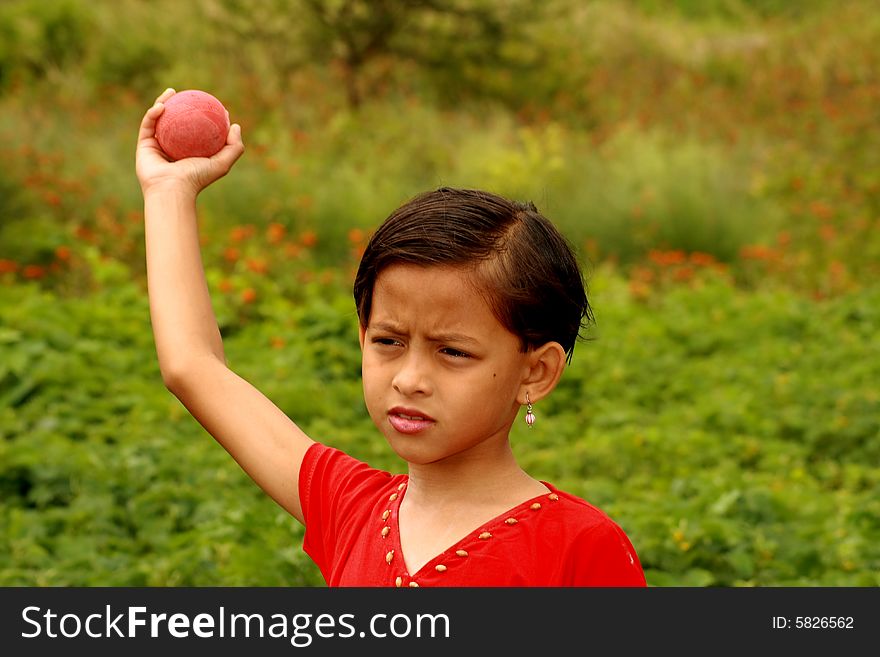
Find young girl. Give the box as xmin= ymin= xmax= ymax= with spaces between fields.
xmin=136 ymin=88 xmax=646 ymax=587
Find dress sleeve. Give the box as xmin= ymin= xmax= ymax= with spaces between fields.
xmin=298 ymin=442 xmax=392 ymax=583
xmin=568 ymin=520 xmax=647 ymax=587
xmin=298 ymin=442 xmax=333 ymax=573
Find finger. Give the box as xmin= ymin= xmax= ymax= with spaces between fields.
xmin=155 ymin=87 xmax=176 ymax=104
xmin=226 ymin=122 xmax=243 ymax=148
xmin=138 ymin=101 xmax=166 ymax=143
xmin=138 ymin=89 xmax=175 ymax=142
xmin=210 ymin=124 xmax=245 ymax=169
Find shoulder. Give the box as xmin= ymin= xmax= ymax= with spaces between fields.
xmin=535 ymin=483 xmax=625 ymax=535
xmin=299 ymin=443 xmax=407 ymax=584
xmin=540 ymin=484 xmax=647 ymax=587
xmin=299 ymin=442 xmax=406 ymax=520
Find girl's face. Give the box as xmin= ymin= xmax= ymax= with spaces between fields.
xmin=360 ymin=263 xmax=531 ymax=466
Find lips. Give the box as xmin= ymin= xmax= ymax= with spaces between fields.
xmin=388 ymin=407 xmax=435 ymax=434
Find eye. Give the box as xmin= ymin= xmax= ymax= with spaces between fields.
xmin=440 ymin=347 xmax=471 ymax=359
xmin=372 ymin=337 xmax=402 ymax=347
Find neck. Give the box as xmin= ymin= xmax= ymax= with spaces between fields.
xmin=404 ymin=442 xmax=544 ymax=509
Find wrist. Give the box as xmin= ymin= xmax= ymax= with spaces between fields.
xmin=141 ymin=178 xmax=200 ymax=201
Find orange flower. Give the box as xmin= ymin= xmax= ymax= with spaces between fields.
xmin=246 ymin=258 xmax=268 ymax=274
xmin=809 ymin=200 xmax=833 ymax=220
xmin=0 ymin=259 xmax=18 ymax=274
xmin=820 ymin=224 xmax=836 ymax=242
xmin=673 ymin=265 xmax=694 ymax=282
xmin=284 ymin=242 xmax=302 ymax=258
xmin=740 ymin=245 xmax=778 ymax=261
xmin=223 ymin=247 xmax=240 ymax=263
xmin=649 ymin=249 xmax=686 ymax=267
xmin=230 ymin=225 xmax=256 ymax=243
xmin=270 ymin=336 xmax=285 ymax=349
xmin=668 ymin=250 xmax=686 ymax=264
xmin=74 ymin=225 xmax=96 ymax=242
xmin=267 ymin=222 xmax=286 ymax=244
xmin=347 ymin=228 xmax=365 ymax=244
xmin=219 ymin=278 xmax=234 ymax=293
xmin=630 ymin=266 xmax=654 ymax=283
xmin=300 ymin=230 xmax=318 ymax=248
xmin=22 ymin=173 xmax=44 ymax=188
xmin=689 ymin=252 xmax=716 ymax=267
xmin=55 ymin=246 xmax=71 ymax=261
xmin=241 ymin=288 xmax=257 ymax=304
xmin=22 ymin=264 xmax=46 ymax=279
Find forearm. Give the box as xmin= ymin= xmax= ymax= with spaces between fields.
xmin=144 ymin=184 xmax=225 ymax=382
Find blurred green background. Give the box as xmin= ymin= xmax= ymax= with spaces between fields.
xmin=1 ymin=0 xmax=878 ymax=586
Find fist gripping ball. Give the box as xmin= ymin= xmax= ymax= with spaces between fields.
xmin=155 ymin=90 xmax=230 ymax=160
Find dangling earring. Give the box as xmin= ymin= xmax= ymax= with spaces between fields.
xmin=525 ymin=392 xmax=536 ymax=428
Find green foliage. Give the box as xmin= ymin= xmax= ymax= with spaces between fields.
xmin=518 ymin=273 xmax=880 ymax=586
xmin=1 ymin=0 xmax=878 ymax=587
xmin=87 ymin=30 xmax=168 ymax=94
xmin=0 ymin=159 xmax=29 ymax=227
xmin=1 ymin=268 xmax=878 ymax=586
xmin=0 ymin=277 xmax=324 ymax=585
xmin=553 ymin=126 xmax=780 ymax=263
xmin=625 ymin=0 xmax=833 ymax=20
xmin=0 ymin=0 xmax=92 ymax=89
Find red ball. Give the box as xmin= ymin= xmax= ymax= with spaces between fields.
xmin=155 ymin=90 xmax=230 ymax=160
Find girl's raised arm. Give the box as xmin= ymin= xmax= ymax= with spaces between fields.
xmin=136 ymin=89 xmax=314 ymax=523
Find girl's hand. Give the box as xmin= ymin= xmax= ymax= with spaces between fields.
xmin=136 ymin=88 xmax=245 ymax=197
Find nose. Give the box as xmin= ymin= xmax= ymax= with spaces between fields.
xmin=392 ymin=349 xmax=432 ymax=397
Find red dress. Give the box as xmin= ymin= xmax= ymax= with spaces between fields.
xmin=299 ymin=442 xmax=647 ymax=587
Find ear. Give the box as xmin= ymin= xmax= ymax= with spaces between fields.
xmin=358 ymin=323 xmax=366 ymax=351
xmin=517 ymin=341 xmax=566 ymax=405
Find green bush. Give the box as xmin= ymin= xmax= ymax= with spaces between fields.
xmin=0 ymin=0 xmax=92 ymax=90
xmin=552 ymin=127 xmax=780 ymax=263
xmin=1 ymin=267 xmax=878 ymax=586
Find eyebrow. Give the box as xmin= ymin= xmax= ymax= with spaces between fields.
xmin=369 ymin=321 xmax=480 ymax=346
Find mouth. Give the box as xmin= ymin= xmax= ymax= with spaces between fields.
xmin=387 ymin=407 xmax=435 ymax=434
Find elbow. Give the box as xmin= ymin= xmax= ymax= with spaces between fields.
xmin=159 ymin=363 xmax=188 ymax=394
xmin=159 ymin=355 xmax=223 ymax=394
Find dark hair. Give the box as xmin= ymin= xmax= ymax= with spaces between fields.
xmin=353 ymin=187 xmax=593 ymax=363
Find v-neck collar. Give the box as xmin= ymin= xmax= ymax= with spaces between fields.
xmin=380 ymin=478 xmax=562 ymax=585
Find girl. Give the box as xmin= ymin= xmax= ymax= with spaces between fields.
xmin=136 ymin=89 xmax=646 ymax=587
